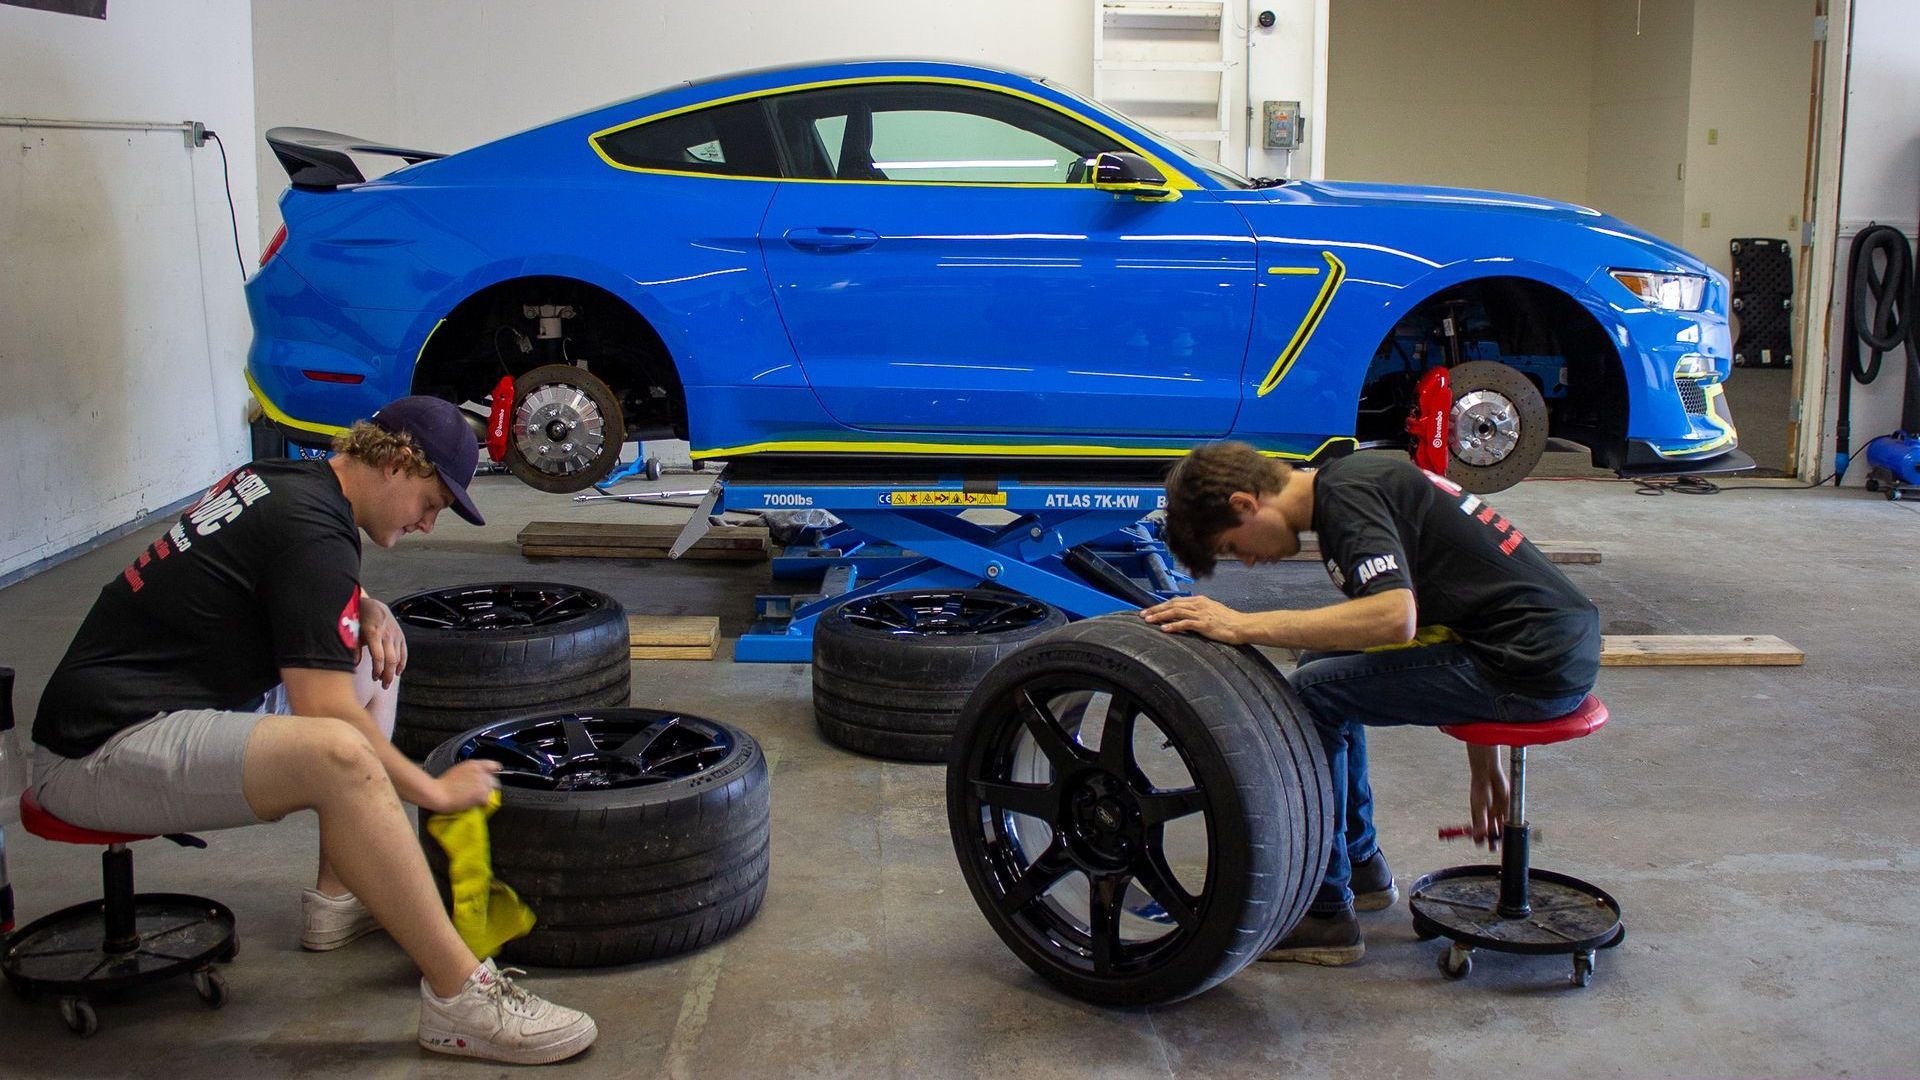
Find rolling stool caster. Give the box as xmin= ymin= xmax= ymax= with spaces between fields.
xmin=1409 ymin=694 xmax=1625 ymax=989
xmin=2 ymin=791 xmax=236 ymax=1036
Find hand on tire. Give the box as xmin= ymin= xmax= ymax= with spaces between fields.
xmin=431 ymin=759 xmax=501 ymax=814
xmin=1139 ymin=595 xmax=1249 ymax=644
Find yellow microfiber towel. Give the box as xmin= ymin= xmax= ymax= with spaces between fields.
xmin=426 ymin=790 xmax=536 ymax=959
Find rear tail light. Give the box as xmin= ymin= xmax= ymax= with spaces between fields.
xmin=260 ymin=224 xmax=288 ymax=268
xmin=302 ymin=370 xmax=365 ymax=384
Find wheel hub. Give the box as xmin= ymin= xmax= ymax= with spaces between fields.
xmin=1450 ymin=390 xmax=1521 ymax=466
xmin=1066 ymin=772 xmax=1143 ymax=867
xmin=514 ymin=384 xmax=607 ymax=477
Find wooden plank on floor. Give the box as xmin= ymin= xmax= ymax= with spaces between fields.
xmin=522 ymin=544 xmax=766 ymax=561
xmin=1286 ymin=536 xmax=1600 ymax=565
xmin=517 ymin=521 xmax=769 ymax=558
xmin=627 ymin=615 xmax=719 ymax=661
xmin=1600 ymin=634 xmax=1803 ymax=666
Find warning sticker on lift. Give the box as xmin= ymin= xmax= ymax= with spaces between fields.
xmin=885 ymin=490 xmax=1008 ymax=507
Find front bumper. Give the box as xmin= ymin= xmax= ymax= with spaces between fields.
xmin=1617 ymin=443 xmax=1755 ymax=476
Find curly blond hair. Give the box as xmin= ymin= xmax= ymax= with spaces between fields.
xmin=331 ymin=421 xmax=438 ymax=479
xmin=1162 ymin=441 xmax=1292 ymax=577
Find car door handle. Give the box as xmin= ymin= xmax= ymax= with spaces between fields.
xmin=784 ymin=227 xmax=879 ymax=253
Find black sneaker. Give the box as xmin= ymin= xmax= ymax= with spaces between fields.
xmin=1350 ymin=850 xmax=1399 ymax=912
xmin=1260 ymin=906 xmax=1364 ymax=966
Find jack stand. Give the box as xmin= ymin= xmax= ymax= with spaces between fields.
xmin=595 ymin=442 xmax=663 ymax=489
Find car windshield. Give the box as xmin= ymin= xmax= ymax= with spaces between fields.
xmin=1043 ymin=81 xmax=1256 ymax=190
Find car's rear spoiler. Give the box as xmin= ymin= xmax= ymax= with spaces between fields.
xmin=265 ymin=126 xmax=445 ymax=190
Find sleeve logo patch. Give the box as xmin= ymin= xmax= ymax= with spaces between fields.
xmin=338 ymin=591 xmax=361 ymax=651
xmin=1352 ymin=553 xmax=1400 ymax=587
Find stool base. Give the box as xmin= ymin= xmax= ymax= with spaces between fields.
xmin=4 ymin=893 xmax=236 ymax=1035
xmin=1409 ymin=865 xmax=1623 ymax=987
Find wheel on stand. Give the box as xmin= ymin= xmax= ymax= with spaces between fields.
xmin=193 ymin=968 xmax=228 ymax=1008
xmin=1439 ymin=944 xmax=1473 ymax=980
xmin=60 ymin=997 xmax=97 ymax=1037
xmin=1571 ymin=951 xmax=1595 ymax=988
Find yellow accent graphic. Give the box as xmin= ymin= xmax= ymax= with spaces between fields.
xmin=689 ymin=435 xmax=1357 ymax=462
xmin=1256 ymin=251 xmax=1346 ymax=398
xmin=1266 ymin=266 xmax=1323 ymax=276
xmin=1657 ymin=382 xmax=1737 ymax=457
xmin=245 ymin=371 xmax=349 ymax=438
xmin=889 ymin=490 xmax=1008 ymax=507
xmin=588 ymin=76 xmax=1200 ymax=192
xmin=414 ymin=317 xmax=446 ymax=366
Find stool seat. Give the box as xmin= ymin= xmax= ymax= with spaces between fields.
xmin=1439 ymin=694 xmax=1608 ymax=747
xmin=18 ymin=790 xmax=157 ymax=846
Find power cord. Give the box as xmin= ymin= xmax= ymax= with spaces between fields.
xmin=203 ymin=130 xmax=249 ymax=282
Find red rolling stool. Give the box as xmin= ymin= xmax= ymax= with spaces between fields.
xmin=2 ymin=791 xmax=236 ymax=1036
xmin=1408 ymin=694 xmax=1624 ymax=988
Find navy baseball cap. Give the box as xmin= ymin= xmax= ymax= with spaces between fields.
xmin=369 ymin=396 xmax=486 ymax=526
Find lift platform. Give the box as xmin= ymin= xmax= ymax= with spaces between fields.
xmin=671 ymin=459 xmax=1191 ymax=662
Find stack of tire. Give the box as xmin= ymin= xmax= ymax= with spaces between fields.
xmin=811 ymin=588 xmax=1068 ymax=761
xmin=1730 ymin=237 xmax=1794 ymax=368
xmin=389 ymin=582 xmax=632 ymax=760
xmin=945 ymin=614 xmax=1333 ymax=1005
xmin=422 ymin=709 xmax=770 ymax=967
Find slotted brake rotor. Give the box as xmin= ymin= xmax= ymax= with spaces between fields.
xmin=514 ymin=383 xmax=608 ymax=478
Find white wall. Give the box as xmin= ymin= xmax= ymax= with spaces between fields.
xmin=254 ymin=0 xmax=1101 ymax=232
xmin=1683 ymin=0 xmax=1817 ymax=279
xmin=1586 ymin=0 xmax=1694 ymax=242
xmin=1818 ymin=0 xmax=1920 ymax=479
xmin=0 ymin=0 xmax=259 ymax=581
xmin=1245 ymin=0 xmax=1325 ymax=181
xmin=1323 ymin=0 xmax=1597 ymax=204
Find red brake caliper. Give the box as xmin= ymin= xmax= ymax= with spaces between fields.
xmin=1407 ymin=366 xmax=1451 ymax=475
xmin=486 ymin=374 xmax=515 ymax=463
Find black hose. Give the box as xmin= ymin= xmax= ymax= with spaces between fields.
xmin=1834 ymin=224 xmax=1913 ymax=483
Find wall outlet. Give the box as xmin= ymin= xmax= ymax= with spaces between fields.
xmin=1700 ymin=211 xmax=1712 ymax=229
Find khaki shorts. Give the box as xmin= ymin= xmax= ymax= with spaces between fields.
xmin=30 ymin=685 xmax=292 ymax=835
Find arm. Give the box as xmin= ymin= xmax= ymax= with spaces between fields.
xmin=281 ymin=666 xmax=494 ymax=814
xmin=1140 ymin=588 xmax=1418 ymax=651
xmin=357 ymin=588 xmax=407 ymax=688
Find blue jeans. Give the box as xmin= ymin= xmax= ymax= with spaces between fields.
xmin=1287 ymin=643 xmax=1591 ymax=913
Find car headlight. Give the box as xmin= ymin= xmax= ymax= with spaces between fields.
xmin=1673 ymin=353 xmax=1718 ymax=380
xmin=1610 ymin=269 xmax=1708 ymax=311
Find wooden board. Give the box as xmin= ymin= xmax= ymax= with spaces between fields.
xmin=518 ymin=521 xmax=768 ymax=561
xmin=627 ymin=615 xmax=719 ymax=661
xmin=1599 ymin=634 xmax=1802 ymax=667
xmin=1286 ymin=536 xmax=1601 ymax=565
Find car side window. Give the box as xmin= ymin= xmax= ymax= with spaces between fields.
xmin=595 ymin=100 xmax=781 ymax=177
xmin=765 ymin=83 xmax=1126 ymax=184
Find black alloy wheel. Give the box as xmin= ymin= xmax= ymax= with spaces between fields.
xmin=394 ymin=582 xmax=608 ymax=633
xmin=812 ymin=589 xmax=1069 ymax=762
xmin=948 ymin=615 xmax=1331 ymax=1006
xmin=459 ymin=709 xmax=735 ymax=792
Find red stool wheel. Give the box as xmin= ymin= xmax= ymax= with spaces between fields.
xmin=1410 ymin=694 xmax=1624 ymax=988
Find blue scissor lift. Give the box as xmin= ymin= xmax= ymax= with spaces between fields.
xmin=670 ymin=461 xmax=1192 ymax=662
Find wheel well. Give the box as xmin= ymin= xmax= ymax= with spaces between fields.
xmin=1352 ymin=276 xmax=1628 ymax=464
xmin=410 ymin=276 xmax=687 ymax=440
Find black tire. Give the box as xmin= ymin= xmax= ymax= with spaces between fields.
xmin=1447 ymin=360 xmax=1550 ymax=494
xmin=946 ymin=614 xmax=1332 ymax=1006
xmin=505 ymin=364 xmax=626 ymax=493
xmin=392 ymin=583 xmax=631 ymax=760
xmin=422 ymin=708 xmax=769 ymax=967
xmin=812 ymin=589 xmax=1068 ymax=762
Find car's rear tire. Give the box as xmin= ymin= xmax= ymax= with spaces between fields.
xmin=505 ymin=364 xmax=626 ymax=494
xmin=1447 ymin=360 xmax=1549 ymax=494
xmin=422 ymin=708 xmax=769 ymax=967
xmin=391 ymin=583 xmax=631 ymax=760
xmin=812 ymin=589 xmax=1069 ymax=762
xmin=947 ymin=614 xmax=1332 ymax=1006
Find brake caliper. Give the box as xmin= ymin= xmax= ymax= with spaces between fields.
xmin=1407 ymin=366 xmax=1451 ymax=475
xmin=486 ymin=374 xmax=515 ymax=462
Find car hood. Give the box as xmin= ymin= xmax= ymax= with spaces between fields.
xmin=1256 ymin=179 xmax=1713 ymax=276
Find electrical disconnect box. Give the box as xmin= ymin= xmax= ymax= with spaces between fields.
xmin=1262 ymin=101 xmax=1302 ymax=151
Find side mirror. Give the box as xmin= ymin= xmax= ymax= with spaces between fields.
xmin=1089 ymin=151 xmax=1178 ymax=201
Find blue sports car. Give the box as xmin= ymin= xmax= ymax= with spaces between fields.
xmin=248 ymin=59 xmax=1750 ymax=493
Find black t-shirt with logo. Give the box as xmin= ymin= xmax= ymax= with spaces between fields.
xmin=34 ymin=459 xmax=364 ymax=758
xmin=1311 ymin=454 xmax=1600 ymax=697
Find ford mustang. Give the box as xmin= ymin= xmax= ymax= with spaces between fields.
xmin=248 ymin=59 xmax=1752 ymax=493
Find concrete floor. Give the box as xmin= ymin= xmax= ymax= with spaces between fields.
xmin=2 ymin=468 xmax=1917 ymax=1077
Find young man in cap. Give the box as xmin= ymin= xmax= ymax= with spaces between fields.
xmin=1142 ymin=442 xmax=1599 ymax=965
xmin=31 ymin=396 xmax=597 ymax=1064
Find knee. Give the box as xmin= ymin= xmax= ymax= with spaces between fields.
xmin=305 ymin=718 xmax=384 ymax=789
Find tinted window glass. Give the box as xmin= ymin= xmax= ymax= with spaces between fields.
xmin=595 ymin=100 xmax=781 ymax=177
xmin=766 ymin=83 xmax=1126 ymax=184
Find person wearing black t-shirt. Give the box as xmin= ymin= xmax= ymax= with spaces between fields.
xmin=1144 ymin=441 xmax=1599 ymax=967
xmin=29 ymin=397 xmax=596 ymax=1064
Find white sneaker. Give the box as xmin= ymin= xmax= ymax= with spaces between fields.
xmin=300 ymin=888 xmax=383 ymax=952
xmin=418 ymin=960 xmax=598 ymax=1065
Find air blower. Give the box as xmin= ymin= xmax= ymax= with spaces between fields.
xmin=1834 ymin=224 xmax=1920 ymax=498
